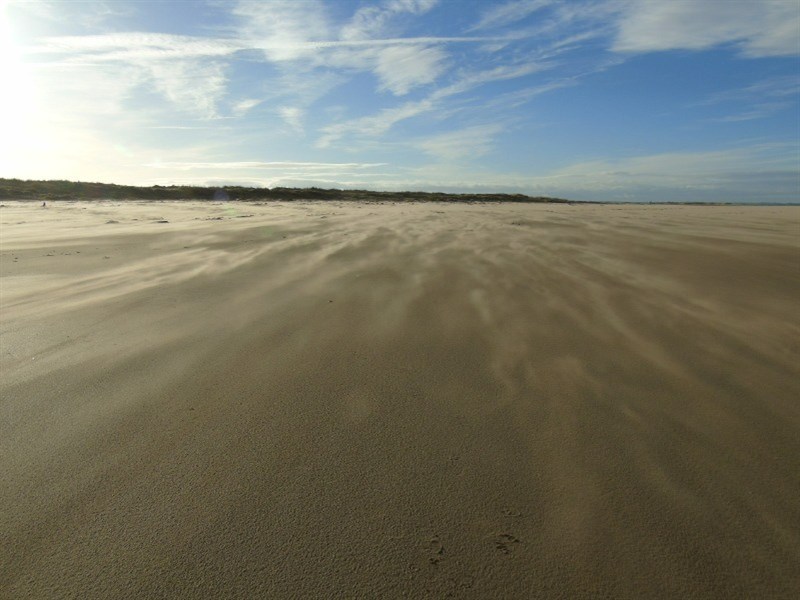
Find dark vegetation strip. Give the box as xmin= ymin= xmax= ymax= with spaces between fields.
xmin=0 ymin=178 xmax=574 ymax=203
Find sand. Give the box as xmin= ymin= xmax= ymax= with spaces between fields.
xmin=1 ymin=200 xmax=798 ymax=598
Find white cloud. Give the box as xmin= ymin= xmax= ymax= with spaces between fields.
xmin=375 ymin=44 xmax=447 ymax=94
xmin=481 ymin=77 xmax=579 ymax=112
xmin=702 ymin=75 xmax=800 ymax=122
xmin=12 ymin=0 xmax=615 ymax=174
xmin=233 ymin=0 xmax=331 ymax=62
xmin=31 ymin=29 xmax=488 ymax=63
xmin=147 ymin=125 xmax=226 ymax=130
xmin=707 ymin=75 xmax=800 ymax=103
xmin=543 ymin=143 xmax=800 ymax=192
xmin=317 ymin=98 xmax=436 ymax=147
xmin=125 ymin=143 xmax=798 ymax=202
xmin=715 ymin=103 xmax=794 ymax=123
xmin=341 ymin=0 xmax=439 ymax=40
xmin=469 ymin=0 xmax=618 ymax=50
xmin=347 ymin=143 xmax=800 ymax=201
xmin=432 ymin=61 xmax=552 ymax=99
xmin=6 ymin=0 xmax=57 ymax=21
xmin=304 ymin=36 xmax=503 ymax=48
xmin=417 ymin=123 xmax=506 ymax=160
xmin=317 ymin=56 xmax=555 ymax=148
xmin=278 ymin=106 xmax=305 ymax=131
xmin=469 ymin=0 xmax=553 ymax=32
xmin=261 ymin=70 xmax=346 ymax=115
xmin=314 ymin=32 xmax=617 ymax=150
xmin=232 ymin=98 xmax=262 ymax=117
xmin=33 ymin=29 xmax=496 ymax=56
xmin=144 ymin=161 xmax=387 ymax=170
xmin=148 ymin=60 xmax=227 ymax=118
xmin=137 ymin=160 xmax=393 ymax=189
xmin=31 ymin=32 xmax=241 ymax=61
xmin=27 ymin=33 xmax=236 ymax=117
xmin=7 ymin=0 xmax=133 ymax=28
xmin=24 ymin=1 xmax=500 ymax=125
xmin=232 ymin=0 xmax=451 ymax=99
xmin=614 ymin=0 xmax=800 ymax=57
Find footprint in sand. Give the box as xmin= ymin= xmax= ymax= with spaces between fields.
xmin=427 ymin=536 xmax=445 ymax=565
xmin=494 ymin=533 xmax=521 ymax=554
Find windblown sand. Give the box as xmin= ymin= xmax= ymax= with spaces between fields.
xmin=1 ymin=201 xmax=798 ymax=598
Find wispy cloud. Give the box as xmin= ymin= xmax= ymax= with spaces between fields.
xmin=230 ymin=0 xmax=481 ymax=66
xmin=6 ymin=0 xmax=797 ymax=202
xmin=137 ymin=159 xmax=393 ymax=190
xmin=232 ymin=0 xmax=331 ymax=62
xmin=144 ymin=161 xmax=388 ymax=170
xmin=225 ymin=0 xmax=503 ymax=108
xmin=417 ymin=123 xmax=506 ymax=160
xmin=356 ymin=142 xmax=800 ymax=201
xmin=31 ymin=31 xmax=499 ymax=59
xmin=432 ymin=61 xmax=553 ymax=99
xmin=469 ymin=0 xmax=553 ymax=32
xmin=341 ymin=0 xmax=439 ymax=41
xmin=697 ymin=75 xmax=800 ymax=122
xmin=613 ymin=0 xmax=800 ymax=58
xmin=128 ymin=142 xmax=798 ymax=203
xmin=706 ymin=75 xmax=800 ymax=104
xmin=264 ymin=70 xmax=346 ymax=115
xmin=317 ymin=98 xmax=436 ymax=148
xmin=147 ymin=125 xmax=227 ymax=130
xmin=31 ymin=33 xmax=242 ymax=61
xmin=374 ymin=44 xmax=447 ymax=94
xmin=148 ymin=60 xmax=227 ymax=118
xmin=25 ymin=33 xmax=236 ymax=118
xmin=277 ymin=106 xmax=305 ymax=131
xmin=317 ymin=58 xmax=554 ymax=148
xmin=232 ymin=98 xmax=262 ymax=117
xmin=543 ymin=143 xmax=800 ymax=193
xmin=8 ymin=0 xmax=133 ymax=28
xmin=20 ymin=0 xmax=524 ymax=126
xmin=714 ymin=104 xmax=794 ymax=123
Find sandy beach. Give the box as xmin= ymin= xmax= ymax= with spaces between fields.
xmin=1 ymin=200 xmax=798 ymax=598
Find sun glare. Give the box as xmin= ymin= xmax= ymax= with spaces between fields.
xmin=0 ymin=4 xmax=39 ymax=167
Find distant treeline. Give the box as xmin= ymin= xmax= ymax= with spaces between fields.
xmin=0 ymin=178 xmax=571 ymax=203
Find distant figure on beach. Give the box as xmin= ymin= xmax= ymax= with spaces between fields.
xmin=41 ymin=201 xmax=46 ymax=208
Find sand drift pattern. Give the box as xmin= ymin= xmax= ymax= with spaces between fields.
xmin=1 ymin=201 xmax=798 ymax=598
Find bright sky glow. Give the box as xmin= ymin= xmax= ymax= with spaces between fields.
xmin=1 ymin=0 xmax=799 ymax=202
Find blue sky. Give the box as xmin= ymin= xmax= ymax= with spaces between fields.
xmin=1 ymin=0 xmax=798 ymax=202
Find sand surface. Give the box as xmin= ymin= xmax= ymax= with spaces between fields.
xmin=1 ymin=200 xmax=799 ymax=598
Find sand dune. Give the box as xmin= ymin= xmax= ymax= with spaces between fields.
xmin=1 ymin=200 xmax=798 ymax=598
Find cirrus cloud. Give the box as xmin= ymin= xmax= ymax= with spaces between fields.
xmin=613 ymin=0 xmax=800 ymax=58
